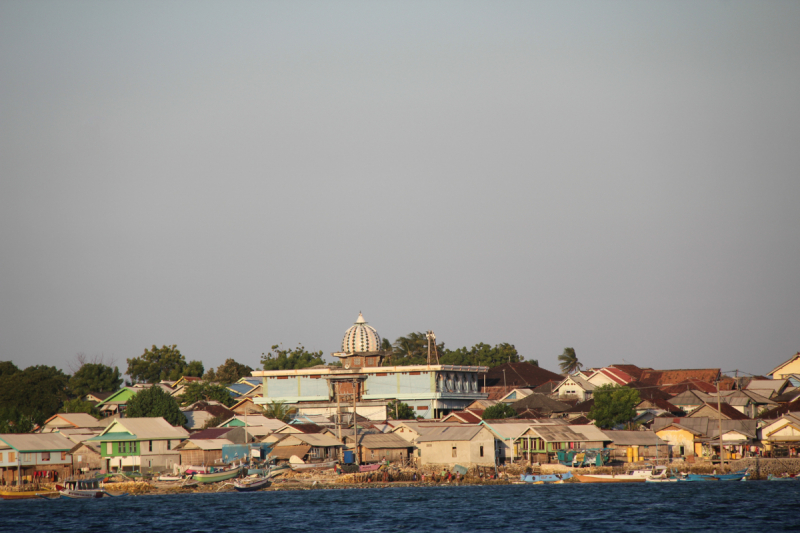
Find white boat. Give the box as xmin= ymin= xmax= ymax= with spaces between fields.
xmin=56 ymin=479 xmax=126 ymax=499
xmin=577 ymin=465 xmax=668 ymax=483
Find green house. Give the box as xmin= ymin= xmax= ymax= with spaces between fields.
xmin=516 ymin=426 xmax=590 ymax=461
xmin=95 ymin=387 xmax=139 ymax=417
xmin=86 ymin=417 xmax=189 ymax=473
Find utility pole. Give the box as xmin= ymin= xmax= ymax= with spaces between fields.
xmin=336 ymin=382 xmax=343 ymax=463
xmin=717 ymin=379 xmax=724 ymax=470
xmin=353 ymin=378 xmax=359 ymax=466
xmin=503 ymin=369 xmax=507 ymax=396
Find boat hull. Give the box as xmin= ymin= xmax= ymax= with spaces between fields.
xmin=0 ymin=491 xmax=59 ymax=500
xmin=575 ymin=475 xmax=646 ymax=483
xmin=233 ymin=477 xmax=271 ymax=492
xmin=193 ymin=466 xmax=242 ymax=483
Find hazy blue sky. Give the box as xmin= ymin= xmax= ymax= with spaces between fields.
xmin=1 ymin=1 xmax=799 ymax=378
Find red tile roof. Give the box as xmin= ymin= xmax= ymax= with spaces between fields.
xmin=189 ymin=427 xmax=235 ymax=439
xmin=640 ymin=369 xmax=720 ymax=386
xmin=758 ymin=398 xmax=800 ymax=420
xmin=660 ymin=379 xmax=717 ymax=395
xmin=595 ymin=367 xmax=634 ymax=385
xmin=609 ymin=364 xmax=650 ymax=381
xmin=636 ymin=398 xmax=682 ymax=413
xmin=690 ymin=402 xmax=749 ymax=420
xmin=442 ymin=411 xmax=482 ymax=424
xmin=625 ymin=381 xmax=674 ymax=401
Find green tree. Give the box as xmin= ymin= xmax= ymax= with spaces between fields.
xmin=481 ymin=403 xmax=517 ymax=420
xmin=558 ymin=347 xmax=582 ymax=374
xmin=386 ymin=400 xmax=416 ymax=420
xmin=204 ymin=358 xmax=252 ymax=385
xmin=60 ymin=399 xmax=101 ymax=419
xmin=126 ymin=345 xmax=204 ymax=383
xmin=589 ymin=385 xmax=641 ymax=429
xmin=201 ymin=414 xmax=226 ymax=429
xmin=0 ymin=365 xmax=70 ymax=428
xmin=69 ymin=363 xmax=123 ymax=397
xmin=261 ymin=345 xmax=324 ymax=371
xmin=0 ymin=361 xmax=20 ymax=377
xmin=262 ymin=400 xmax=294 ymax=422
xmin=440 ymin=342 xmax=527 ymax=367
xmin=125 ymin=385 xmax=187 ymax=426
xmin=180 ymin=382 xmax=235 ymax=407
xmin=380 ymin=338 xmax=392 ymax=351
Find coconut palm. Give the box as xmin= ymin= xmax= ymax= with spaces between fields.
xmin=558 ymin=347 xmax=582 ymax=374
xmin=262 ymin=400 xmax=294 ymax=422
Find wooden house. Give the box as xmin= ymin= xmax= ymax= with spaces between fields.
xmin=415 ymin=425 xmax=496 ymax=466
xmin=69 ymin=442 xmax=104 ymax=474
xmin=603 ymin=430 xmax=669 ymax=462
xmin=269 ymin=433 xmax=342 ymax=463
xmin=686 ymin=402 xmax=750 ymax=420
xmin=343 ymin=433 xmax=413 ymax=464
xmin=86 ymin=417 xmax=188 ymax=473
xmin=514 ymin=425 xmax=592 ymax=463
xmin=760 ymin=414 xmax=800 ymax=458
xmin=0 ymin=433 xmax=74 ymax=485
xmin=551 ymin=375 xmax=595 ymax=402
xmin=175 ymin=438 xmax=233 ymax=466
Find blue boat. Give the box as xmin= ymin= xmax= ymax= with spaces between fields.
xmin=679 ymin=469 xmax=749 ymax=482
xmin=519 ymin=472 xmax=573 ymax=484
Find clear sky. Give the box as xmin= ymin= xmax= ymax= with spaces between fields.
xmin=1 ymin=1 xmax=798 ymax=378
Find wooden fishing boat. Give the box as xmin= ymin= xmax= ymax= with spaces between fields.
xmin=0 ymin=489 xmax=59 ymax=500
xmin=519 ymin=472 xmax=573 ymax=484
xmin=233 ymin=476 xmax=271 ymax=492
xmin=359 ymin=463 xmax=382 ymax=473
xmin=679 ymin=469 xmax=749 ymax=482
xmin=156 ymin=475 xmax=184 ymax=482
xmin=767 ymin=474 xmax=798 ymax=481
xmin=290 ymin=460 xmax=337 ymax=471
xmin=192 ymin=465 xmax=242 ymax=484
xmin=576 ymin=466 xmax=666 ymax=483
xmin=55 ymin=478 xmax=127 ymax=498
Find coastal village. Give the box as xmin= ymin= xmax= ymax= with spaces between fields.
xmin=2 ymin=313 xmax=800 ymax=497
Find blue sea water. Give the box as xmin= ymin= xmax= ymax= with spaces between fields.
xmin=2 ymin=482 xmax=799 ymax=533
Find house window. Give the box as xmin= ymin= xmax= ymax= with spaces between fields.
xmin=61 ymin=451 xmax=67 ymax=461
xmin=149 ymin=440 xmax=153 ymax=452
xmin=0 ymin=452 xmax=3 ymax=462
xmin=41 ymin=452 xmax=51 ymax=461
xmin=452 ymin=446 xmax=457 ymax=458
xmin=679 ymin=446 xmax=685 ymax=456
xmin=8 ymin=452 xmax=15 ymax=462
xmin=21 ymin=453 xmax=33 ymax=462
xmin=480 ymin=446 xmax=484 ymax=457
xmin=167 ymin=440 xmax=171 ymax=450
xmin=354 ymin=357 xmax=361 ymax=366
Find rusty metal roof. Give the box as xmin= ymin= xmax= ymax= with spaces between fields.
xmin=416 ymin=426 xmax=484 ymax=442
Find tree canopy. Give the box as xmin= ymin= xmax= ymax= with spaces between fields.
xmin=482 ymin=402 xmax=517 ymax=420
xmin=0 ymin=364 xmax=70 ymax=430
xmin=387 ymin=332 xmax=443 ymax=366
xmin=126 ymin=345 xmax=204 ymax=383
xmin=558 ymin=347 xmax=582 ymax=374
xmin=69 ymin=363 xmax=123 ymax=397
xmin=441 ymin=342 xmax=535 ymax=367
xmin=179 ymin=382 xmax=235 ymax=407
xmin=261 ymin=345 xmax=324 ymax=371
xmin=60 ymin=399 xmax=101 ymax=419
xmin=204 ymin=358 xmax=252 ymax=385
xmin=125 ymin=385 xmax=187 ymax=427
xmin=589 ymin=385 xmax=641 ymax=429
xmin=387 ymin=400 xmax=416 ymax=420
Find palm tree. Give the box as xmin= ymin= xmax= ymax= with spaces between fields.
xmin=558 ymin=347 xmax=582 ymax=375
xmin=262 ymin=400 xmax=294 ymax=422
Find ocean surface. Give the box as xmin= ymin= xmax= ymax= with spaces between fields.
xmin=2 ymin=482 xmax=799 ymax=532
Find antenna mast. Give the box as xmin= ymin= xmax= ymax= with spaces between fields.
xmin=426 ymin=331 xmax=440 ymax=365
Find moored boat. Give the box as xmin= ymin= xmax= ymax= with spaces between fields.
xmin=0 ymin=489 xmax=59 ymax=500
xmin=56 ymin=478 xmax=127 ymax=498
xmin=767 ymin=474 xmax=798 ymax=481
xmin=290 ymin=460 xmax=337 ymax=471
xmin=520 ymin=472 xmax=573 ymax=484
xmin=678 ymin=469 xmax=749 ymax=482
xmin=576 ymin=466 xmax=667 ymax=483
xmin=233 ymin=476 xmax=271 ymax=492
xmin=192 ymin=465 xmax=243 ymax=484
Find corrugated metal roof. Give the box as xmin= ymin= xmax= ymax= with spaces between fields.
xmin=416 ymin=426 xmax=484 ymax=442
xmin=346 ymin=433 xmax=412 ymax=449
xmin=0 ymin=433 xmax=75 ymax=452
xmin=481 ymin=422 xmax=536 ymax=440
xmin=568 ymin=425 xmax=610 ymax=442
xmin=526 ymin=426 xmax=590 ymax=443
xmin=287 ymin=433 xmax=343 ymax=447
xmin=44 ymin=413 xmax=105 ymax=428
xmin=603 ymin=430 xmax=667 ymax=446
xmin=98 ymin=417 xmax=189 ymax=440
xmin=178 ymin=438 xmax=233 ymax=450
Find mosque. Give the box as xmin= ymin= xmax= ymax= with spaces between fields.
xmin=252 ymin=313 xmax=488 ymax=420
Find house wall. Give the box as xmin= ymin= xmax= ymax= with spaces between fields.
xmin=360 ymin=446 xmax=410 ymax=464
xmin=179 ymin=449 xmax=223 ymax=466
xmin=655 ymin=428 xmax=697 ymax=457
xmin=71 ymin=446 xmax=104 ymax=473
xmin=106 ymin=453 xmax=180 ymax=473
xmin=608 ymin=444 xmax=670 ymax=462
xmin=418 ymin=429 xmax=495 ymax=466
xmin=773 ymin=359 xmax=800 ymax=380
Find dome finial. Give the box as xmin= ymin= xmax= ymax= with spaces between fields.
xmin=356 ymin=312 xmax=365 ymax=324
